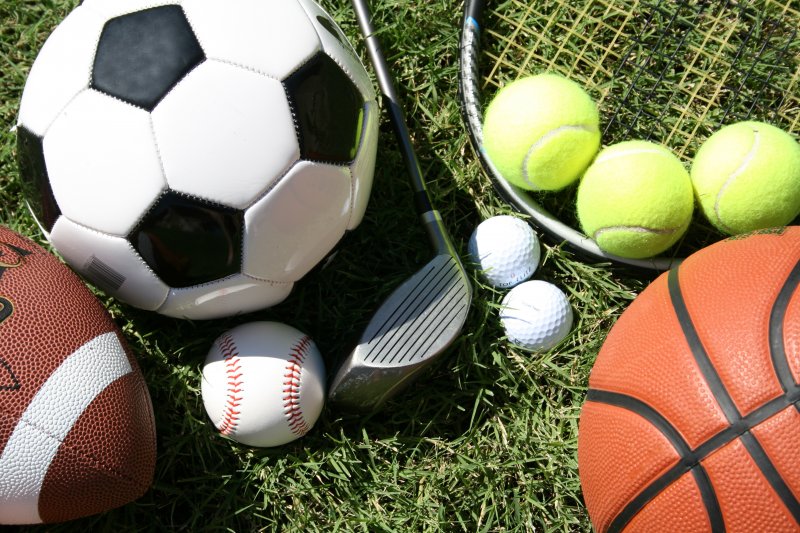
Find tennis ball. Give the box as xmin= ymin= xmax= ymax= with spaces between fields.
xmin=576 ymin=140 xmax=694 ymax=259
xmin=483 ymin=73 xmax=600 ymax=191
xmin=690 ymin=121 xmax=800 ymax=235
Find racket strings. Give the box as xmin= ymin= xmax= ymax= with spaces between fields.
xmin=660 ymin=1 xmax=800 ymax=153
xmin=461 ymin=0 xmax=799 ymax=265
xmin=481 ymin=0 xmax=799 ymax=158
xmin=483 ymin=0 xmax=633 ymax=95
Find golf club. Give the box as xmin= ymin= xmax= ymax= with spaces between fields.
xmin=327 ymin=0 xmax=472 ymax=411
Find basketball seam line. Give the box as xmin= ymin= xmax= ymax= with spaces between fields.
xmin=595 ymin=258 xmax=800 ymax=531
xmin=585 ymin=389 xmax=723 ymax=533
xmin=671 ymin=257 xmax=800 ymax=524
xmin=740 ymin=431 xmax=800 ymax=523
xmin=589 ymin=388 xmax=800 ymax=532
xmin=668 ymin=267 xmax=741 ymax=423
xmin=769 ymin=259 xmax=800 ymax=392
xmin=690 ymin=465 xmax=724 ymax=533
xmin=585 ymin=390 xmax=800 ymax=462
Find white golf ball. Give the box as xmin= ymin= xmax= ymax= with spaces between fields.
xmin=468 ymin=215 xmax=540 ymax=288
xmin=500 ymin=280 xmax=573 ymax=351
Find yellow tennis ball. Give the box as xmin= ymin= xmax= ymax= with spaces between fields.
xmin=483 ymin=74 xmax=600 ymax=191
xmin=576 ymin=140 xmax=694 ymax=259
xmin=690 ymin=121 xmax=800 ymax=235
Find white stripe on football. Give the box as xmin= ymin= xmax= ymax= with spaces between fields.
xmin=0 ymin=332 xmax=131 ymax=524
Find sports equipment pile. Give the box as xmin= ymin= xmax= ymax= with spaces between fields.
xmin=4 ymin=0 xmax=800 ymax=527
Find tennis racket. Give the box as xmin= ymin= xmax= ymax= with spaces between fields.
xmin=460 ymin=0 xmax=800 ymax=271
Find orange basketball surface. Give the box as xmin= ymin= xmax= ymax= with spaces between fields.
xmin=578 ymin=227 xmax=800 ymax=532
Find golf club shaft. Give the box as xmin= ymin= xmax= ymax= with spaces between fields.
xmin=326 ymin=0 xmax=473 ymax=411
xmin=351 ymin=0 xmax=431 ymax=212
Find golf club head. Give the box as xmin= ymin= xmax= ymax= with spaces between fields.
xmin=337 ymin=2 xmax=472 ymax=412
xmin=328 ymin=248 xmax=471 ymax=412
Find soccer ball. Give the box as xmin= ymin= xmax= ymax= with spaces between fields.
xmin=16 ymin=0 xmax=378 ymax=320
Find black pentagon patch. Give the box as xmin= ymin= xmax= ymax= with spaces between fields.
xmin=131 ymin=192 xmax=242 ymax=288
xmin=284 ymin=52 xmax=365 ymax=164
xmin=16 ymin=126 xmax=61 ymax=233
xmin=92 ymin=5 xmax=204 ymax=111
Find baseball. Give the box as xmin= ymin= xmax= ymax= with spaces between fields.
xmin=201 ymin=321 xmax=326 ymax=447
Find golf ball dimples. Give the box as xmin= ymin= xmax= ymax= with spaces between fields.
xmin=468 ymin=215 xmax=540 ymax=288
xmin=500 ymin=280 xmax=572 ymax=351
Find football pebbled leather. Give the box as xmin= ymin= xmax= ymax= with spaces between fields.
xmin=0 ymin=226 xmax=156 ymax=524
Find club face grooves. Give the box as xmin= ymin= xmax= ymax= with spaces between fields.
xmin=361 ymin=254 xmax=469 ymax=365
xmin=326 ymin=252 xmax=471 ymax=411
xmin=330 ymin=0 xmax=473 ymax=410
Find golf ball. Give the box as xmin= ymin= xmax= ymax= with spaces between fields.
xmin=500 ymin=280 xmax=572 ymax=351
xmin=468 ymin=215 xmax=540 ymax=288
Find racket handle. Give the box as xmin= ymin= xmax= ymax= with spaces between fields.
xmin=464 ymin=0 xmax=484 ymax=24
xmin=460 ymin=0 xmax=485 ymax=146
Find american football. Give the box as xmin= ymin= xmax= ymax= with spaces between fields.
xmin=0 ymin=226 xmax=156 ymax=525
xmin=17 ymin=0 xmax=379 ymax=319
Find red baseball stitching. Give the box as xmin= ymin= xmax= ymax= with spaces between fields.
xmin=217 ymin=334 xmax=242 ymax=436
xmin=284 ymin=336 xmax=313 ymax=436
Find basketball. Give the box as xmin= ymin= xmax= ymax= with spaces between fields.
xmin=578 ymin=227 xmax=800 ymax=531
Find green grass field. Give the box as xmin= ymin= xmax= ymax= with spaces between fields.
xmin=0 ymin=0 xmax=796 ymax=531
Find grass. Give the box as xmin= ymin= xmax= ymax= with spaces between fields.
xmin=0 ymin=0 xmax=795 ymax=531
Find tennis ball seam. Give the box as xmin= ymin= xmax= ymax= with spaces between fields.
xmin=712 ymin=127 xmax=760 ymax=234
xmin=594 ymin=145 xmax=676 ymax=165
xmin=521 ymin=124 xmax=597 ymax=187
xmin=592 ymin=224 xmax=683 ymax=241
xmin=588 ymin=145 xmax=689 ymax=239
